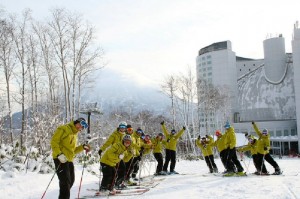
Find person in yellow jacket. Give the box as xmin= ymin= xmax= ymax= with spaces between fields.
xmin=161 ymin=121 xmax=185 ymax=174
xmin=99 ymin=134 xmax=133 ymax=194
xmin=98 ymin=122 xmax=128 ymax=188
xmin=152 ymin=133 xmax=167 ymax=175
xmin=223 ymin=122 xmax=244 ymax=176
xmin=213 ymin=130 xmax=229 ymax=171
xmin=126 ymin=128 xmax=143 ymax=181
xmin=196 ymin=135 xmax=218 ymax=173
xmin=237 ymin=134 xmax=263 ymax=174
xmin=252 ymin=121 xmax=281 ymax=175
xmin=51 ymin=118 xmax=90 ymax=199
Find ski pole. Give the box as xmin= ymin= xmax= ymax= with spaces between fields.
xmin=41 ymin=163 xmax=60 ymax=199
xmin=99 ymin=156 xmax=102 ymax=191
xmin=77 ymin=150 xmax=88 ymax=199
xmin=260 ymin=153 xmax=266 ymax=175
xmin=110 ymin=161 xmax=121 ymax=190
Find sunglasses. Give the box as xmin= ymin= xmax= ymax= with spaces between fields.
xmin=80 ymin=120 xmax=88 ymax=129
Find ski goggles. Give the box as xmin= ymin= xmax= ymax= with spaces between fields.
xmin=127 ymin=127 xmax=133 ymax=131
xmin=80 ymin=120 xmax=88 ymax=129
xmin=119 ymin=125 xmax=127 ymax=129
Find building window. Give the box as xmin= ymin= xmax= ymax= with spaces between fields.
xmin=272 ymin=141 xmax=280 ymax=147
xmin=207 ymin=61 xmax=212 ymax=64
xmin=202 ymin=57 xmax=206 ymax=60
xmin=276 ymin=130 xmax=282 ymax=137
xmin=253 ymin=64 xmax=255 ymax=66
xmin=207 ymin=67 xmax=212 ymax=71
xmin=269 ymin=131 xmax=274 ymax=137
xmin=203 ymin=73 xmax=206 ymax=77
xmin=208 ymin=72 xmax=212 ymax=76
xmin=240 ymin=69 xmax=241 ymax=71
xmin=291 ymin=129 xmax=297 ymax=136
xmin=203 ymin=68 xmax=206 ymax=72
xmin=202 ymin=62 xmax=206 ymax=66
xmin=208 ymin=78 xmax=212 ymax=83
xmin=284 ymin=130 xmax=289 ymax=136
xmin=207 ymin=55 xmax=211 ymax=59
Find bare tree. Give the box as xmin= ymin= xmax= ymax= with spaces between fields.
xmin=68 ymin=12 xmax=104 ymax=118
xmin=0 ymin=18 xmax=16 ymax=144
xmin=11 ymin=9 xmax=32 ymax=150
xmin=48 ymin=8 xmax=71 ymax=122
xmin=161 ymin=75 xmax=178 ymax=128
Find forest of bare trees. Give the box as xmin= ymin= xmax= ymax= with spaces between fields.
xmin=0 ymin=8 xmax=104 ymax=153
xmin=0 ymin=8 xmax=232 ymax=167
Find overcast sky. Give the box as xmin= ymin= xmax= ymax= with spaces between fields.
xmin=1 ymin=0 xmax=299 ymax=88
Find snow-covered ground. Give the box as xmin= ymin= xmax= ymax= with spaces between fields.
xmin=1 ymin=156 xmax=299 ymax=199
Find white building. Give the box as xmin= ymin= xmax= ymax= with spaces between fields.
xmin=196 ymin=23 xmax=300 ymax=155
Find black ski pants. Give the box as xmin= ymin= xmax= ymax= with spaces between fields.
xmin=204 ymin=155 xmax=218 ymax=173
xmin=226 ymin=148 xmax=244 ymax=172
xmin=256 ymin=153 xmax=268 ymax=173
xmin=100 ymin=162 xmax=116 ymax=191
xmin=163 ymin=149 xmax=176 ymax=172
xmin=54 ymin=159 xmax=75 ymax=199
xmin=153 ymin=153 xmax=164 ymax=174
xmin=264 ymin=153 xmax=280 ymax=171
xmin=115 ymin=160 xmax=126 ymax=186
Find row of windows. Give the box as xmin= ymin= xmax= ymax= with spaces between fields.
xmin=238 ymin=129 xmax=297 ymax=137
xmin=201 ymin=55 xmax=212 ymax=60
xmin=200 ymin=124 xmax=216 ymax=128
xmin=199 ymin=67 xmax=212 ymax=72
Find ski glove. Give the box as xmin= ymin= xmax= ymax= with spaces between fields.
xmin=264 ymin=147 xmax=268 ymax=151
xmin=98 ymin=149 xmax=102 ymax=156
xmin=251 ymin=121 xmax=255 ymax=125
xmin=119 ymin=153 xmax=124 ymax=160
xmin=57 ymin=153 xmax=67 ymax=163
xmin=160 ymin=121 xmax=164 ymax=125
xmin=197 ymin=135 xmax=200 ymax=140
xmin=83 ymin=144 xmax=91 ymax=152
xmin=183 ymin=126 xmax=186 ymax=130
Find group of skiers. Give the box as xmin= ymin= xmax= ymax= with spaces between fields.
xmin=50 ymin=118 xmax=281 ymax=199
xmin=97 ymin=121 xmax=186 ymax=195
xmin=197 ymin=121 xmax=281 ymax=177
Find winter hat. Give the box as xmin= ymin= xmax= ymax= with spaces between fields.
xmin=215 ymin=130 xmax=222 ymax=137
xmin=171 ymin=129 xmax=176 ymax=134
xmin=123 ymin=134 xmax=132 ymax=143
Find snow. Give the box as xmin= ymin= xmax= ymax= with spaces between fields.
xmin=1 ymin=157 xmax=300 ymax=199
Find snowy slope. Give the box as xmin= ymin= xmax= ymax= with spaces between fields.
xmin=1 ymin=157 xmax=299 ymax=199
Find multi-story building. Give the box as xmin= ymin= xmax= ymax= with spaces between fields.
xmin=196 ymin=22 xmax=300 ymax=155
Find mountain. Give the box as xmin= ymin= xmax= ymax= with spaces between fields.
xmin=82 ymin=69 xmax=170 ymax=114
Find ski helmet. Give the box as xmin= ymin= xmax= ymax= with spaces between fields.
xmin=157 ymin=133 xmax=163 ymax=137
xmin=123 ymin=134 xmax=132 ymax=143
xmin=119 ymin=121 xmax=127 ymax=129
xmin=136 ymin=128 xmax=143 ymax=134
xmin=224 ymin=121 xmax=231 ymax=129
xmin=215 ymin=130 xmax=221 ymax=137
xmin=262 ymin=129 xmax=268 ymax=135
xmin=171 ymin=129 xmax=176 ymax=134
xmin=74 ymin=118 xmax=88 ymax=129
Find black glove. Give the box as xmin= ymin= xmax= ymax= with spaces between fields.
xmin=197 ymin=135 xmax=200 ymax=140
xmin=98 ymin=149 xmax=102 ymax=156
xmin=167 ymin=138 xmax=170 ymax=143
xmin=252 ymin=121 xmax=255 ymax=125
xmin=264 ymin=147 xmax=268 ymax=151
xmin=245 ymin=133 xmax=248 ymax=137
xmin=183 ymin=126 xmax=186 ymax=130
xmin=205 ymin=135 xmax=209 ymax=138
xmin=160 ymin=121 xmax=164 ymax=125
